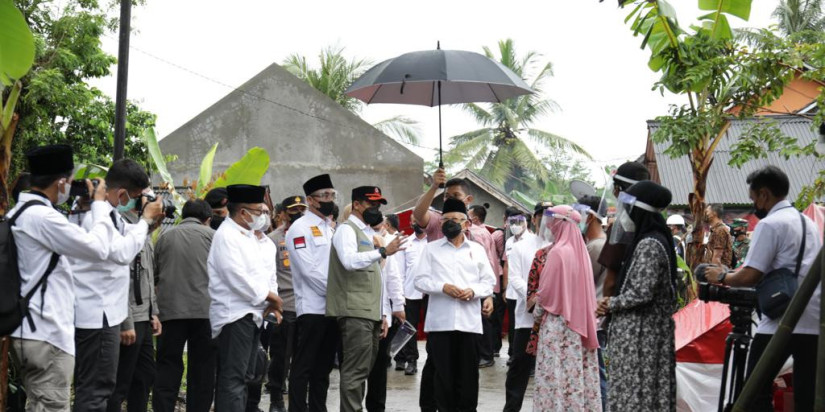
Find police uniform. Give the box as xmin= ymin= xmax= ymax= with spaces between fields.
xmin=286 ymin=174 xmax=339 ymax=412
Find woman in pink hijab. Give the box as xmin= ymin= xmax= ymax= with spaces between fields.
xmin=526 ymin=205 xmax=601 ymax=411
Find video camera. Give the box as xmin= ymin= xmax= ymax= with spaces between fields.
xmin=140 ymin=192 xmax=176 ymax=220
xmin=694 ymin=264 xmax=758 ymax=308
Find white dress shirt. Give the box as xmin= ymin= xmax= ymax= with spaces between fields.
xmin=401 ymin=236 xmax=427 ymax=300
xmin=208 ymin=218 xmax=278 ymax=338
xmin=10 ymin=193 xmax=114 ymax=355
xmin=507 ymin=232 xmax=548 ymax=329
xmin=504 ymin=232 xmax=536 ymax=300
xmin=414 ymin=237 xmax=496 ymax=334
xmin=286 ymin=212 xmax=334 ymax=317
xmin=744 ymin=200 xmax=822 ymax=335
xmin=331 ymin=215 xmax=382 ymax=271
xmin=383 ymin=250 xmax=405 ymax=313
xmin=70 ymin=201 xmax=148 ymax=329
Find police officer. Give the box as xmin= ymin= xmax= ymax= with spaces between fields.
xmin=286 ymin=174 xmax=339 ymax=412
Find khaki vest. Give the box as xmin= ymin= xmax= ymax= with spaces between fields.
xmin=326 ymin=220 xmax=382 ymax=321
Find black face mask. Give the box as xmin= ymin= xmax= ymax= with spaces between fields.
xmin=754 ymin=208 xmax=768 ymax=220
xmin=210 ymin=215 xmax=225 ymax=230
xmin=441 ymin=220 xmax=463 ymax=240
xmin=288 ymin=212 xmax=303 ymax=224
xmin=412 ymin=223 xmax=424 ymax=235
xmin=363 ymin=206 xmax=383 ymax=227
xmin=318 ymin=201 xmax=336 ymax=217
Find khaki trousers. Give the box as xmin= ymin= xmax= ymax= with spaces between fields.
xmin=10 ymin=338 xmax=75 ymax=412
xmin=337 ymin=317 xmax=381 ymax=412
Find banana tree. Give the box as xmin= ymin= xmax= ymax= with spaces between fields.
xmin=619 ymin=0 xmax=793 ymax=268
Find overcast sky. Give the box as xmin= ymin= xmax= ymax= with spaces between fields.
xmin=91 ymin=0 xmax=780 ymax=181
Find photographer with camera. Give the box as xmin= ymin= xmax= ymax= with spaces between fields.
xmin=703 ymin=165 xmax=821 ymax=411
xmin=68 ymin=158 xmax=163 ymax=411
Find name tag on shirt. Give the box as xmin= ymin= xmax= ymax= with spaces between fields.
xmin=293 ymin=236 xmax=307 ymax=249
xmin=310 ymin=226 xmax=323 ymax=237
xmin=359 ymin=240 xmax=372 ymax=247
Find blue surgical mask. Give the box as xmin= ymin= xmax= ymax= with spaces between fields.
xmin=116 ymin=191 xmax=138 ymax=213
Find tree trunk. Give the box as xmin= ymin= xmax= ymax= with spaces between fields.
xmin=686 ymin=145 xmax=714 ymax=271
xmin=1 ymin=111 xmax=20 ymax=217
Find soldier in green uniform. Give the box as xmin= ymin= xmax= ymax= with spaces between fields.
xmin=730 ymin=218 xmax=750 ymax=268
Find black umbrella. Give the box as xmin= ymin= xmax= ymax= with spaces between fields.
xmin=346 ymin=43 xmax=533 ymax=167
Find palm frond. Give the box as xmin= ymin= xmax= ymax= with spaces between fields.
xmin=448 ymin=128 xmax=492 ymax=146
xmin=479 ymin=147 xmax=511 ymax=186
xmin=460 ymin=103 xmax=494 ymax=127
xmin=510 ymin=139 xmax=550 ymax=181
xmin=526 ymin=129 xmax=593 ymax=159
xmin=371 ymin=115 xmax=422 ymax=145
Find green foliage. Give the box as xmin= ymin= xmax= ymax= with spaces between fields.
xmin=445 ymin=39 xmax=590 ymax=195
xmin=0 ymin=0 xmax=35 ymax=85
xmin=283 ymin=46 xmax=420 ymax=145
xmin=212 ymin=147 xmax=271 ymax=188
xmin=197 ymin=142 xmax=219 ymax=196
xmin=772 ymin=0 xmax=825 ymax=38
xmin=73 ymin=163 xmax=108 ymax=180
xmin=8 ymin=0 xmax=156 ymax=183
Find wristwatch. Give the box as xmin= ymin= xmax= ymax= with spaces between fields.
xmin=378 ymin=247 xmax=387 ymax=259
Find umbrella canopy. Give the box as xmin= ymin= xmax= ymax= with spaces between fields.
xmin=346 ymin=49 xmax=532 ymax=106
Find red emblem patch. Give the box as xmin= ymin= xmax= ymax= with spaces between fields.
xmin=293 ymin=236 xmax=306 ymax=249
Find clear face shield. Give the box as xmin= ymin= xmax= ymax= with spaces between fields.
xmin=539 ymin=209 xmax=575 ymax=243
xmin=507 ymin=215 xmax=527 ymax=237
xmin=608 ymin=192 xmax=661 ymax=245
xmin=572 ymin=203 xmax=595 ymax=234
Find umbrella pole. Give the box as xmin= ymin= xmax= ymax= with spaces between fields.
xmin=438 ymin=80 xmax=443 ymax=169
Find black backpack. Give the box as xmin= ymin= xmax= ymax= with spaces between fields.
xmin=0 ymin=200 xmax=60 ymax=336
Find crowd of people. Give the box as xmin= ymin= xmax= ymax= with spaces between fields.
xmin=4 ymin=143 xmax=821 ymax=412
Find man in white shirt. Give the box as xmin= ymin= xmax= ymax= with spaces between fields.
xmin=414 ymin=198 xmax=496 ymax=411
xmin=8 ymin=145 xmax=117 ymax=411
xmin=69 ymin=158 xmax=163 ymax=411
xmin=502 ymin=208 xmax=547 ymax=411
xmin=286 ymin=174 xmax=339 ymax=412
xmin=208 ymin=184 xmax=282 ymax=410
xmin=705 ymin=166 xmax=821 ymax=411
xmin=394 ymin=222 xmax=427 ymax=375
xmin=327 ymin=186 xmax=405 ymax=411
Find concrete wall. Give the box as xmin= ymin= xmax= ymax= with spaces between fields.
xmin=159 ymin=63 xmax=423 ymax=210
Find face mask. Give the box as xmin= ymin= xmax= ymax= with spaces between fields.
xmin=288 ymin=212 xmax=303 ymax=224
xmin=363 ymin=206 xmax=384 ymax=227
xmin=578 ymin=219 xmax=588 ymax=235
xmin=210 ymin=215 xmax=225 ymax=230
xmin=543 ymin=227 xmax=555 ymax=243
xmin=57 ymin=180 xmax=71 ymax=205
xmin=245 ymin=211 xmax=269 ymax=231
xmin=318 ymin=201 xmax=336 ymax=217
xmin=412 ymin=223 xmax=424 ymax=235
xmin=510 ymin=224 xmax=524 ymax=236
xmin=441 ymin=220 xmax=463 ymax=240
xmin=116 ymin=190 xmax=138 ymax=214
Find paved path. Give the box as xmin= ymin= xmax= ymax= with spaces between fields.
xmin=259 ymin=340 xmax=535 ymax=411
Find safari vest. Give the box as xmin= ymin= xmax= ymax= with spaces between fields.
xmin=326 ymin=220 xmax=382 ymax=321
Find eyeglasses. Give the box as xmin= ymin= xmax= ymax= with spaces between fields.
xmin=243 ymin=207 xmax=265 ymax=216
xmin=311 ymin=190 xmax=338 ymax=201
xmin=440 ymin=217 xmax=467 ymax=224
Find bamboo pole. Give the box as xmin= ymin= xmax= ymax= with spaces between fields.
xmin=815 ymin=237 xmax=824 ymax=411
xmin=733 ymin=246 xmax=823 ymax=411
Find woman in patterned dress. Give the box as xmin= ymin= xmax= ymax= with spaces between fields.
xmin=526 ymin=205 xmax=601 ymax=411
xmin=596 ymin=181 xmax=678 ymax=412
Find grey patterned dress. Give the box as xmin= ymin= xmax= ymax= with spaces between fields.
xmin=607 ymin=237 xmax=677 ymax=411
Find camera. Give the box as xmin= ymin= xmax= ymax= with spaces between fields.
xmin=695 ymin=264 xmax=758 ymax=308
xmin=140 ymin=192 xmax=177 ymax=220
xmin=69 ymin=179 xmax=100 ymax=198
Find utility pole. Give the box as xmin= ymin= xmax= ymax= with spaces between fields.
xmin=113 ymin=0 xmax=132 ymax=161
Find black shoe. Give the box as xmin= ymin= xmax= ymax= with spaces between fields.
xmin=493 ymin=352 xmax=500 ymax=358
xmin=395 ymin=361 xmax=406 ymax=371
xmin=405 ymin=362 xmax=418 ymax=375
xmin=506 ymin=358 xmax=513 ymax=366
xmin=270 ymin=402 xmax=286 ymax=412
xmin=479 ymin=358 xmax=495 ymax=368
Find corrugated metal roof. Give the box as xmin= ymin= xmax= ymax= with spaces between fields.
xmin=648 ymin=116 xmax=825 ymax=206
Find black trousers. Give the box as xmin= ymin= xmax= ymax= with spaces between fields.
xmin=365 ymin=321 xmax=398 ymax=412
xmin=506 ymin=299 xmax=516 ymax=356
xmin=428 ymin=331 xmax=480 ymax=412
xmin=153 ymin=318 xmax=217 ymax=412
xmin=503 ymin=328 xmax=534 ymax=412
xmin=419 ymin=339 xmax=436 ymax=412
xmin=215 ymin=315 xmax=259 ymax=412
xmin=288 ymin=314 xmax=339 ymax=412
xmin=477 ymin=319 xmax=494 ymax=362
xmin=396 ymin=299 xmax=423 ymax=363
xmin=490 ymin=292 xmax=505 ymax=354
xmin=74 ymin=318 xmax=121 ymax=412
xmin=268 ymin=310 xmax=297 ymax=403
xmin=246 ymin=324 xmax=272 ymax=412
xmin=107 ymin=321 xmax=155 ymax=412
xmin=746 ymin=333 xmax=819 ymax=412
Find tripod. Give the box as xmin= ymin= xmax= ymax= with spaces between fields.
xmin=718 ymin=305 xmax=754 ymax=412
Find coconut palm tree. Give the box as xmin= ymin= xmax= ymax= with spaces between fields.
xmin=283 ymin=46 xmax=421 ymax=145
xmin=444 ymin=39 xmax=590 ymax=194
xmin=772 ymin=0 xmax=825 ymax=37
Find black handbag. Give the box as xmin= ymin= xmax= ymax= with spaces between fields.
xmin=756 ymin=213 xmax=807 ymax=320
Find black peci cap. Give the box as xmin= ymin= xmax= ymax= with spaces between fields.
xmin=227 ymin=184 xmax=266 ymax=204
xmin=303 ymin=174 xmax=334 ymax=196
xmin=205 ymin=187 xmax=228 ymax=209
xmin=352 ymin=186 xmax=387 ymax=205
xmin=442 ymin=198 xmax=467 ymax=215
xmin=26 ymin=144 xmax=74 ymax=176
